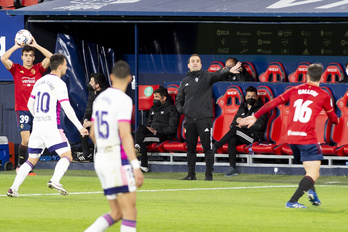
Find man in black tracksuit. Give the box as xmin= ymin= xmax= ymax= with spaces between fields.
xmin=135 ymin=87 xmax=179 ymax=172
xmin=79 ymin=73 xmax=108 ymax=161
xmin=176 ymin=53 xmax=242 ymax=181
xmin=212 ymin=86 xmax=268 ymax=176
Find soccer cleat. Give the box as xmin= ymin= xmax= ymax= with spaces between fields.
xmin=307 ymin=189 xmax=321 ymax=206
xmin=181 ymin=175 xmax=197 ymax=180
xmin=140 ymin=166 xmax=149 ymax=173
xmin=225 ymin=167 xmax=238 ymax=177
xmin=285 ymin=201 xmax=307 ymax=208
xmin=28 ymin=171 xmax=36 ymax=176
xmin=7 ymin=188 xmax=19 ymax=197
xmin=47 ymin=181 xmax=68 ymax=196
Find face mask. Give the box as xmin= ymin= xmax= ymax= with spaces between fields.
xmin=246 ymin=98 xmax=256 ymax=106
xmin=153 ymin=99 xmax=161 ymax=106
xmin=87 ymin=84 xmax=94 ymax=91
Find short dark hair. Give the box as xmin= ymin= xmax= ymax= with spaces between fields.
xmin=50 ymin=53 xmax=66 ymax=71
xmin=225 ymin=57 xmax=238 ymax=65
xmin=154 ymin=86 xmax=170 ymax=99
xmin=112 ymin=60 xmax=131 ymax=79
xmin=91 ymin=73 xmax=108 ymax=88
xmin=21 ymin=46 xmax=35 ymax=55
xmin=245 ymin=86 xmax=257 ymax=95
xmin=188 ymin=53 xmax=200 ymax=64
xmin=307 ymin=63 xmax=324 ymax=82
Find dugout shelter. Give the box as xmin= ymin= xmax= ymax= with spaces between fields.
xmin=1 ymin=0 xmax=348 ymax=172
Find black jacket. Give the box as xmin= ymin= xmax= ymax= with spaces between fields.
xmin=176 ymin=68 xmax=230 ymax=120
xmin=231 ymin=98 xmax=268 ymax=141
xmin=224 ymin=69 xmax=254 ymax=82
xmin=146 ymin=97 xmax=179 ymax=136
xmin=83 ymin=86 xmax=108 ymax=122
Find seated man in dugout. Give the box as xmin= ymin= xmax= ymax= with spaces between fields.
xmin=134 ymin=86 xmax=179 ymax=172
xmin=212 ymin=86 xmax=268 ymax=176
xmin=224 ymin=57 xmax=254 ymax=82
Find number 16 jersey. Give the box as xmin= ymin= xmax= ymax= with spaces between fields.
xmin=255 ymin=83 xmax=339 ymax=144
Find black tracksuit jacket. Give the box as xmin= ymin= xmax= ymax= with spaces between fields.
xmin=145 ymin=97 xmax=179 ymax=137
xmin=230 ymin=99 xmax=268 ymax=141
xmin=176 ymin=68 xmax=230 ymax=120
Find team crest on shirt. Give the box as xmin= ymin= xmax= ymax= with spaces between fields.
xmin=195 ymin=77 xmax=199 ymax=82
xmin=31 ymin=69 xmax=36 ymax=74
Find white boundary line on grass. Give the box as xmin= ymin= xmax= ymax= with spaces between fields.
xmin=1 ymin=184 xmax=346 ymax=197
xmin=0 ymin=185 xmax=297 ymax=197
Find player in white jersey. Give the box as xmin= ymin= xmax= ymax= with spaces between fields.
xmin=85 ymin=61 xmax=144 ymax=232
xmin=7 ymin=54 xmax=88 ymax=197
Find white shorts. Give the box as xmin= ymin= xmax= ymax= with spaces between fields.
xmin=94 ymin=149 xmax=136 ymax=200
xmin=28 ymin=128 xmax=70 ymax=158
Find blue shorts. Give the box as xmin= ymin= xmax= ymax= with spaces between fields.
xmin=289 ymin=144 xmax=323 ymax=162
xmin=16 ymin=111 xmax=33 ymax=132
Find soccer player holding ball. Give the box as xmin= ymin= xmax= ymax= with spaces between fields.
xmin=239 ymin=63 xmax=339 ymax=208
xmin=1 ymin=30 xmax=52 ymax=174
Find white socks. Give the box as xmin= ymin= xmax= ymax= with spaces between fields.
xmin=11 ymin=161 xmax=33 ymax=191
xmin=51 ymin=156 xmax=70 ymax=183
xmin=84 ymin=214 xmax=115 ymax=232
xmin=120 ymin=219 xmax=136 ymax=232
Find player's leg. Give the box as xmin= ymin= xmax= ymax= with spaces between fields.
xmin=197 ymin=118 xmax=214 ymax=181
xmin=286 ymin=144 xmax=322 ymax=208
xmin=18 ymin=130 xmax=30 ymax=166
xmin=182 ymin=119 xmax=198 ymax=180
xmin=213 ymin=126 xmax=236 ymax=152
xmin=84 ymin=198 xmax=122 ymax=232
xmin=118 ymin=192 xmax=138 ymax=232
xmin=8 ymin=133 xmax=44 ymax=197
xmin=16 ymin=111 xmax=35 ymax=175
xmin=46 ymin=129 xmax=72 ymax=195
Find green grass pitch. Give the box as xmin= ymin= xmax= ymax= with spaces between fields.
xmin=1 ymin=170 xmax=348 ymax=232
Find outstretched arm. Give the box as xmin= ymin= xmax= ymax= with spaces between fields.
xmin=29 ymin=37 xmax=52 ymax=69
xmin=60 ymin=100 xmax=88 ymax=136
xmin=0 ymin=40 xmax=21 ymax=70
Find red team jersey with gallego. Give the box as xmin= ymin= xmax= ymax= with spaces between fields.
xmin=9 ymin=63 xmax=46 ymax=111
xmin=255 ymin=83 xmax=338 ymax=145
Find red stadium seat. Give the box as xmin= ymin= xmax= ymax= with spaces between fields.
xmin=242 ymin=61 xmax=257 ymax=81
xmin=138 ymin=85 xmax=159 ymax=111
xmin=259 ymin=62 xmax=286 ymax=82
xmin=208 ymin=61 xmax=224 ymax=73
xmin=162 ymin=115 xmax=187 ymax=152
xmin=321 ymin=63 xmax=344 ymax=83
xmin=212 ymin=86 xmax=245 ymax=153
xmin=167 ymin=84 xmax=179 ymax=104
xmin=332 ymin=91 xmax=348 ymax=156
xmin=0 ymin=0 xmax=15 ymax=9
xmin=288 ymin=62 xmax=310 ymax=83
xmin=253 ymin=86 xmax=291 ymax=155
xmin=256 ymin=86 xmax=276 ymax=142
xmin=212 ymin=85 xmax=244 ymax=141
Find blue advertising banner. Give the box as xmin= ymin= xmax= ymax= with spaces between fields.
xmin=0 ymin=11 xmax=24 ymax=81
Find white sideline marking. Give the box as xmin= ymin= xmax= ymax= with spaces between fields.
xmin=0 ymin=185 xmax=296 ymax=197
xmin=1 ymin=185 xmax=346 ymax=197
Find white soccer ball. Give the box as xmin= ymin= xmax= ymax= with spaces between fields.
xmin=15 ymin=29 xmax=33 ymax=46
